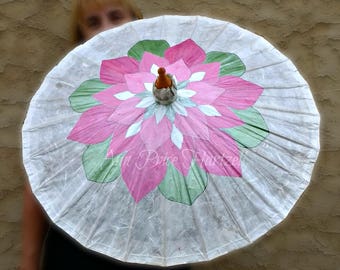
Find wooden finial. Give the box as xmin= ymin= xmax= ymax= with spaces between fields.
xmin=155 ymin=67 xmax=172 ymax=89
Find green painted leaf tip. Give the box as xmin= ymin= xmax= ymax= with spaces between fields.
xmin=128 ymin=40 xmax=170 ymax=61
xmin=223 ymin=107 xmax=269 ymax=148
xmin=158 ymin=161 xmax=208 ymax=205
xmin=69 ymin=79 xmax=111 ymax=113
xmin=205 ymin=51 xmax=246 ymax=77
xmin=82 ymin=138 xmax=123 ymax=183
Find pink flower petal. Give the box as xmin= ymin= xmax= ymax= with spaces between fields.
xmin=121 ymin=144 xmax=167 ymax=202
xmin=174 ymin=107 xmax=210 ymax=140
xmin=107 ymin=125 xmax=141 ymax=157
xmin=164 ymin=39 xmax=206 ymax=66
xmin=139 ymin=116 xmax=172 ymax=151
xmin=206 ymin=105 xmax=244 ymax=129
xmin=125 ymin=72 xmax=156 ymax=93
xmin=188 ymin=82 xmax=225 ymax=105
xmin=139 ymin=52 xmax=169 ymax=73
xmin=215 ymin=76 xmax=264 ymax=109
xmin=189 ymin=130 xmax=241 ymax=176
xmin=67 ymin=105 xmax=116 ymax=144
xmin=190 ymin=62 xmax=221 ymax=84
xmin=100 ymin=57 xmax=139 ymax=84
xmin=93 ymin=83 xmax=129 ymax=107
xmin=108 ymin=97 xmax=145 ymax=125
xmin=161 ymin=138 xmax=193 ymax=176
xmin=165 ymin=59 xmax=191 ymax=82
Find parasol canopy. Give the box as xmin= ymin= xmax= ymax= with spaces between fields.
xmin=22 ymin=15 xmax=320 ymax=266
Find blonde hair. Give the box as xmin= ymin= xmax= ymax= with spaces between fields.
xmin=71 ymin=0 xmax=143 ymax=44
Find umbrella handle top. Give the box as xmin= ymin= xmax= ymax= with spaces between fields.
xmin=155 ymin=67 xmax=172 ymax=89
xmin=153 ymin=67 xmax=177 ymax=105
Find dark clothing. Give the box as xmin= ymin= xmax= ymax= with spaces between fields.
xmin=42 ymin=224 xmax=190 ymax=270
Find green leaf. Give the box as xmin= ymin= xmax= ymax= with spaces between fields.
xmin=69 ymin=79 xmax=111 ymax=113
xmin=223 ymin=107 xmax=269 ymax=148
xmin=82 ymin=138 xmax=123 ymax=183
xmin=205 ymin=51 xmax=246 ymax=77
xmin=158 ymin=161 xmax=208 ymax=205
xmin=128 ymin=40 xmax=170 ymax=61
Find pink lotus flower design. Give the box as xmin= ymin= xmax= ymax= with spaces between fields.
xmin=67 ymin=39 xmax=266 ymax=204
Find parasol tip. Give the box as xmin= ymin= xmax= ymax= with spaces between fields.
xmin=158 ymin=67 xmax=166 ymax=75
xmin=155 ymin=67 xmax=172 ymax=89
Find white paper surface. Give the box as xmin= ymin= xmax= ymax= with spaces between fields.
xmin=22 ymin=15 xmax=320 ymax=266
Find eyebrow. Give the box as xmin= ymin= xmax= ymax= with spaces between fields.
xmin=107 ymin=9 xmax=126 ymax=16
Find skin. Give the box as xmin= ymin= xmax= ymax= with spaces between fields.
xmin=79 ymin=4 xmax=134 ymax=41
xmin=20 ymin=181 xmax=49 ymax=270
xmin=20 ymin=3 xmax=134 ymax=270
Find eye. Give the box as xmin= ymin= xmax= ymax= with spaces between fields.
xmin=107 ymin=10 xmax=126 ymax=23
xmin=86 ymin=16 xmax=101 ymax=29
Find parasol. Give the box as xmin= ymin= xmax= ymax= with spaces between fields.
xmin=22 ymin=15 xmax=320 ymax=266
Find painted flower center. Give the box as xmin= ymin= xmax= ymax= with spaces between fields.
xmin=152 ymin=67 xmax=177 ymax=105
xmin=67 ymin=38 xmax=267 ymax=204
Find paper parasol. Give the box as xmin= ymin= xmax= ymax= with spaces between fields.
xmin=22 ymin=15 xmax=320 ymax=266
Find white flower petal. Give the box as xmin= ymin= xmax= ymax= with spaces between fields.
xmin=136 ymin=96 xmax=155 ymax=108
xmin=173 ymin=75 xmax=178 ymax=84
xmin=189 ymin=72 xmax=205 ymax=82
xmin=177 ymin=89 xmax=196 ymax=98
xmin=144 ymin=82 xmax=153 ymax=92
xmin=155 ymin=105 xmax=167 ymax=124
xmin=114 ymin=91 xmax=135 ymax=100
xmin=151 ymin=64 xmax=159 ymax=76
xmin=172 ymin=101 xmax=187 ymax=116
xmin=126 ymin=120 xmax=142 ymax=138
xmin=198 ymin=105 xmax=221 ymax=116
xmin=171 ymin=124 xmax=183 ymax=149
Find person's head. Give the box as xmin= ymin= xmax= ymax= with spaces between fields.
xmin=71 ymin=0 xmax=143 ymax=44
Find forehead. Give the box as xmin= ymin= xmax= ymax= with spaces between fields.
xmin=80 ymin=0 xmax=126 ymax=16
